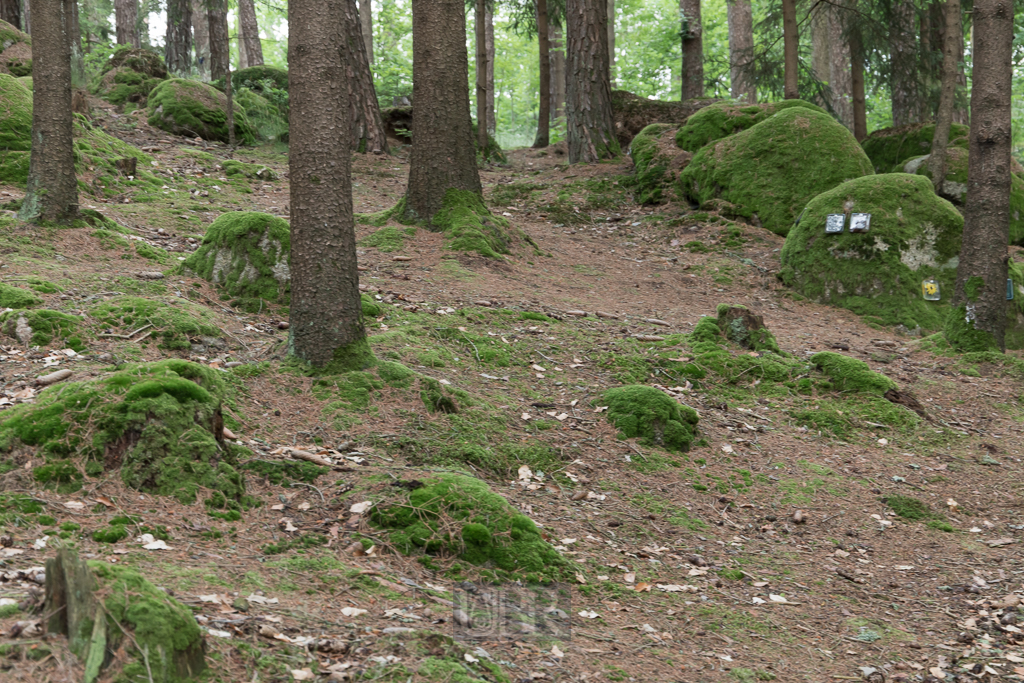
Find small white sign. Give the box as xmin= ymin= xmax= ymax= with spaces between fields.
xmin=849 ymin=213 xmax=871 ymax=233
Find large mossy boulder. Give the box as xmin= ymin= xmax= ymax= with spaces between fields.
xmin=674 ymin=99 xmax=825 ymax=152
xmin=182 ymin=211 xmax=290 ymax=310
xmin=611 ymin=89 xmax=715 ymax=149
xmin=627 ymin=123 xmax=691 ymax=205
xmin=779 ymin=173 xmax=963 ymax=332
xmin=677 ymin=107 xmax=874 ymax=236
xmin=861 ymin=122 xmax=969 ymax=173
xmin=147 ymin=78 xmax=256 ymax=144
xmin=235 ymin=88 xmax=288 ymax=142
xmin=105 ymin=45 xmax=167 ymax=79
xmin=601 ymin=384 xmax=700 ymax=453
xmin=0 ymin=19 xmax=31 ymax=77
xmin=371 ymin=474 xmax=569 ymax=581
xmin=226 ymin=64 xmax=289 ymax=93
xmin=92 ymin=47 xmax=166 ymax=106
xmin=0 ymin=72 xmax=32 ymax=182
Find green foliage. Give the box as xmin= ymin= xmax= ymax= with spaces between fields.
xmin=147 ymin=78 xmax=257 ymax=145
xmin=861 ymin=122 xmax=970 ymax=173
xmin=0 ymin=282 xmax=41 ymax=309
xmin=675 ymin=99 xmax=825 ymax=152
xmin=428 ymin=190 xmax=512 ymax=259
xmin=601 ymin=385 xmax=700 ymax=452
xmin=809 ymin=352 xmax=896 ymax=395
xmin=89 ymin=296 xmax=222 ymax=350
xmin=677 ymin=107 xmax=874 ymax=236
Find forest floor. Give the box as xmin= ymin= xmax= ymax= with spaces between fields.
xmin=0 ymin=100 xmax=1023 ymax=683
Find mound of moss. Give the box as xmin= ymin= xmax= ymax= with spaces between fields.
xmin=229 ymin=65 xmax=288 ymax=93
xmin=220 ymin=158 xmax=277 ymax=180
xmin=89 ymin=296 xmax=222 ymax=351
xmin=0 ymin=309 xmax=81 ymax=347
xmin=675 ymin=99 xmax=825 ymax=152
xmin=627 ymin=123 xmax=692 ymax=205
xmin=601 ymin=385 xmax=699 ymax=452
xmin=371 ymin=474 xmax=569 ymax=580
xmin=15 ymin=75 xmax=29 ymax=90
xmin=677 ymin=107 xmax=874 ymax=236
xmin=883 ymin=494 xmax=953 ymax=531
xmin=381 ymin=190 xmax=511 ymax=258
xmin=0 ymin=359 xmax=246 ymax=508
xmin=0 ymin=20 xmax=31 ymax=77
xmin=810 ymin=352 xmax=896 ymax=394
xmin=182 ymin=212 xmax=290 ymax=310
xmin=74 ymin=115 xmax=157 ymax=187
xmin=93 ymin=67 xmax=163 ymax=106
xmin=861 ymin=122 xmax=969 ymax=173
xmin=235 ymin=88 xmax=288 ymax=142
xmin=147 ymin=78 xmax=256 ymax=145
xmin=104 ymin=45 xmax=167 ymax=79
xmin=716 ymin=303 xmax=782 ymax=354
xmin=778 ymin=173 xmax=962 ymax=332
xmin=0 ymin=281 xmax=41 ymax=308
xmin=0 ymin=73 xmax=31 ymax=182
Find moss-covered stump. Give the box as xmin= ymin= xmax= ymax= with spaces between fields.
xmin=236 ymin=88 xmax=288 ymax=142
xmin=674 ymin=99 xmax=825 ymax=152
xmin=861 ymin=122 xmax=969 ymax=173
xmin=778 ymin=174 xmax=962 ymax=332
xmin=627 ymin=123 xmax=692 ymax=205
xmin=44 ymin=548 xmax=205 ymax=683
xmin=0 ymin=20 xmax=31 ymax=77
xmin=147 ymin=78 xmax=256 ymax=145
xmin=0 ymin=72 xmax=32 ymax=183
xmin=89 ymin=296 xmax=223 ymax=351
xmin=0 ymin=309 xmax=81 ymax=347
xmin=371 ymin=474 xmax=569 ymax=581
xmin=0 ymin=281 xmax=41 ymax=308
xmin=677 ymin=107 xmax=873 ymax=236
xmin=716 ymin=304 xmax=782 ymax=354
xmin=601 ymin=385 xmax=699 ymax=452
xmin=182 ymin=211 xmax=290 ymax=310
xmin=611 ymin=89 xmax=716 ymax=149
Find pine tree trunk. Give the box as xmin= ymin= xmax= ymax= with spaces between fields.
xmin=288 ymin=0 xmax=368 ymax=369
xmin=20 ymin=0 xmax=78 ymax=224
xmin=927 ymin=0 xmax=961 ymax=191
xmin=485 ymin=4 xmax=494 ymax=134
xmin=475 ymin=0 xmax=487 ymax=151
xmin=954 ymin=20 xmax=967 ymax=123
xmin=550 ymin=23 xmax=565 ymax=122
xmin=342 ymin=0 xmax=387 ymax=154
xmin=533 ymin=0 xmax=551 ymax=148
xmin=726 ymin=0 xmax=754 ymax=103
xmin=358 ymin=0 xmax=373 ymax=64
xmin=404 ymin=0 xmax=481 ymax=221
xmin=21 ymin=0 xmax=28 ymax=33
xmin=566 ymin=0 xmax=617 ymax=163
xmin=115 ymin=0 xmax=139 ymax=47
xmin=607 ymin=0 xmax=614 ymax=86
xmin=239 ymin=0 xmax=263 ymax=66
xmin=850 ymin=27 xmax=867 ymax=140
xmin=827 ymin=7 xmax=853 ymax=129
xmin=165 ymin=0 xmax=192 ymax=76
xmin=890 ymin=0 xmax=918 ymax=126
xmin=208 ymin=0 xmax=229 ymax=81
xmin=137 ymin=0 xmax=149 ymax=46
xmin=193 ymin=0 xmax=210 ymax=80
xmin=237 ymin=6 xmax=248 ymax=69
xmin=69 ymin=0 xmax=84 ymax=86
xmin=947 ymin=0 xmax=1012 ymax=351
xmin=679 ymin=0 xmax=702 ymax=99
xmin=1 ymin=0 xmax=20 ymax=31
xmin=782 ymin=0 xmax=798 ymax=99
xmin=811 ymin=5 xmax=828 ymax=96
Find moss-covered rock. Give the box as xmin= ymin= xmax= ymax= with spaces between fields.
xmin=89 ymin=296 xmax=223 ymax=351
xmin=0 ymin=20 xmax=31 ymax=77
xmin=810 ymin=351 xmax=896 ymax=394
xmin=235 ymin=88 xmax=288 ymax=142
xmin=601 ymin=385 xmax=700 ymax=452
xmin=627 ymin=123 xmax=691 ymax=205
xmin=0 ymin=72 xmax=31 ymax=183
xmin=611 ymin=89 xmax=715 ymax=148
xmin=0 ymin=309 xmax=81 ymax=347
xmin=220 ymin=158 xmax=278 ymax=180
xmin=15 ymin=75 xmax=29 ymax=90
xmin=778 ymin=173 xmax=963 ymax=332
xmin=228 ymin=65 xmax=288 ymax=93
xmin=182 ymin=211 xmax=290 ymax=310
xmin=861 ymin=121 xmax=969 ymax=173
xmin=716 ymin=304 xmax=782 ymax=354
xmin=104 ymin=45 xmax=167 ymax=79
xmin=677 ymin=107 xmax=874 ymax=236
xmin=0 ymin=281 xmax=41 ymax=308
xmin=93 ymin=67 xmax=163 ymax=106
xmin=371 ymin=473 xmax=569 ymax=580
xmin=147 ymin=78 xmax=256 ymax=145
xmin=674 ymin=99 xmax=826 ymax=152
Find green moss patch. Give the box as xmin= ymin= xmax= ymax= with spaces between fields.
xmin=0 ymin=309 xmax=81 ymax=347
xmin=430 ymin=189 xmax=512 ymax=258
xmin=677 ymin=107 xmax=874 ymax=236
xmin=778 ymin=173 xmax=963 ymax=332
xmin=473 ymin=122 xmax=507 ymax=163
xmin=0 ymin=282 xmax=41 ymax=308
xmin=359 ymin=225 xmax=416 ymax=252
xmin=716 ymin=304 xmax=782 ymax=354
xmin=147 ymin=78 xmax=257 ymax=145
xmin=809 ymin=352 xmax=896 ymax=394
xmin=675 ymin=99 xmax=825 ymax=152
xmin=0 ymin=72 xmax=31 ymax=151
xmin=235 ymin=89 xmax=288 ymax=142
xmin=220 ymin=158 xmax=278 ymax=180
xmin=89 ymin=296 xmax=222 ymax=350
xmin=371 ymin=474 xmax=569 ymax=581
xmin=601 ymin=385 xmax=699 ymax=453
xmin=861 ymin=121 xmax=969 ymax=173
xmin=104 ymin=45 xmax=168 ymax=79
xmin=0 ymin=20 xmax=31 ymax=77
xmin=883 ymin=495 xmax=953 ymax=531
xmin=626 ymin=123 xmax=689 ymax=205
xmin=93 ymin=68 xmax=163 ymax=106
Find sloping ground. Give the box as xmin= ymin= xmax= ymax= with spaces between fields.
xmin=0 ymin=99 xmax=1021 ymax=683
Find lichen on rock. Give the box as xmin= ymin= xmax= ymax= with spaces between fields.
xmin=147 ymin=78 xmax=256 ymax=144
xmin=861 ymin=121 xmax=969 ymax=173
xmin=674 ymin=99 xmax=825 ymax=152
xmin=601 ymin=384 xmax=700 ymax=452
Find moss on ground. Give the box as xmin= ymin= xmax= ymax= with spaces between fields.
xmin=601 ymin=385 xmax=699 ymax=452
xmin=371 ymin=473 xmax=569 ymax=581
xmin=472 ymin=122 xmax=507 ymax=163
xmin=778 ymin=173 xmax=963 ymax=332
xmin=359 ymin=225 xmax=417 ymax=252
xmin=0 ymin=309 xmax=81 ymax=347
xmin=147 ymin=78 xmax=257 ymax=144
xmin=675 ymin=99 xmax=825 ymax=152
xmin=883 ymin=495 xmax=953 ymax=531
xmin=182 ymin=211 xmax=290 ymax=310
xmin=376 ymin=190 xmax=513 ymax=258
xmin=0 ymin=282 xmax=41 ymax=308
xmin=861 ymin=121 xmax=969 ymax=173
xmin=809 ymin=352 xmax=896 ymax=394
xmin=677 ymin=107 xmax=874 ymax=236
xmin=626 ymin=123 xmax=684 ymax=205
xmin=235 ymin=88 xmax=288 ymax=142
xmin=220 ymin=158 xmax=278 ymax=180
xmin=89 ymin=296 xmax=222 ymax=350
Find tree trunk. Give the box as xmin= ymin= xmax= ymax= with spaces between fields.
xmin=1 ymin=0 xmax=20 ymax=31
xmin=782 ymin=0 xmax=798 ymax=99
xmin=607 ymin=0 xmax=614 ymax=86
xmin=115 ymin=0 xmax=139 ymax=47
xmin=237 ymin=6 xmax=247 ymax=69
xmin=954 ymin=18 xmax=967 ymax=123
xmin=226 ymin=64 xmax=234 ymax=147
xmin=533 ymin=0 xmax=551 ymax=148
xmin=404 ymin=0 xmax=481 ymax=221
xmin=208 ymin=0 xmax=229 ymax=81
xmin=485 ymin=4 xmax=494 ymax=134
xmin=137 ymin=0 xmax=150 ymax=47
xmin=566 ymin=0 xmax=617 ymax=163
xmin=726 ymin=0 xmax=754 ymax=103
xmin=342 ymin=0 xmax=387 ymax=154
xmin=945 ymin=0 xmax=1012 ymax=351
xmin=550 ymin=23 xmax=565 ymax=122
xmin=165 ymin=0 xmax=192 ymax=76
xmin=20 ymin=0 xmax=78 ymax=224
xmin=890 ymin=0 xmax=918 ymax=126
xmin=193 ymin=0 xmax=210 ymax=80
xmin=850 ymin=26 xmax=867 ymax=140
xmin=69 ymin=0 xmax=84 ymax=86
xmin=288 ymin=0 xmax=369 ymax=370
xmin=679 ymin=0 xmax=702 ymax=99
xmin=475 ymin=0 xmax=487 ymax=151
xmin=927 ymin=0 xmax=961 ymax=191
xmin=358 ymin=0 xmax=372 ymax=64
xmin=21 ymin=0 xmax=27 ymax=33
xmin=812 ymin=3 xmax=852 ymax=128
xmin=239 ymin=0 xmax=262 ymax=66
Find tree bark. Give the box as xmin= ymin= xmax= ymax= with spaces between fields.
xmin=607 ymin=0 xmax=614 ymax=86
xmin=946 ymin=0 xmax=1012 ymax=351
xmin=342 ymin=0 xmax=387 ymax=154
xmin=226 ymin=63 xmax=234 ymax=147
xmin=890 ymin=0 xmax=918 ymax=126
xmin=192 ymin=0 xmax=210 ymax=80
xmin=288 ymin=0 xmax=368 ymax=369
xmin=1 ymin=0 xmax=20 ymax=31
xmin=811 ymin=3 xmax=852 ymax=128
xmin=550 ymin=23 xmax=565 ymax=122
xmin=20 ymin=0 xmax=78 ymax=224
xmin=533 ymin=0 xmax=551 ymax=148
xmin=485 ymin=4 xmax=494 ymax=134
xmin=850 ymin=26 xmax=867 ymax=140
xmin=475 ymin=0 xmax=487 ymax=151
xmin=679 ymin=0 xmax=702 ymax=99
xmin=115 ymin=0 xmax=139 ymax=47
xmin=566 ymin=0 xmax=617 ymax=163
xmin=239 ymin=0 xmax=263 ymax=66
xmin=927 ymin=0 xmax=962 ymax=191
xmin=165 ymin=0 xmax=192 ymax=76
xmin=208 ymin=0 xmax=229 ymax=81
xmin=69 ymin=0 xmax=84 ymax=86
xmin=404 ymin=0 xmax=481 ymax=221
xmin=726 ymin=0 xmax=754 ymax=103
xmin=782 ymin=0 xmax=798 ymax=99
xmin=21 ymin=0 xmax=28 ymax=33
xmin=358 ymin=0 xmax=372 ymax=64
xmin=237 ymin=5 xmax=247 ymax=68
